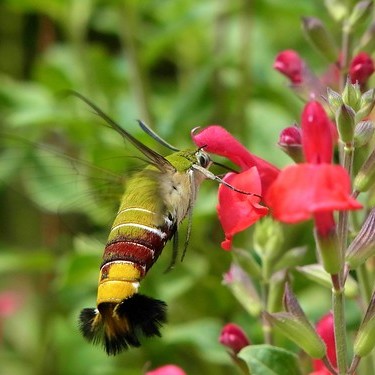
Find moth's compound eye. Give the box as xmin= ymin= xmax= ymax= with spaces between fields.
xmin=196 ymin=151 xmax=211 ymax=168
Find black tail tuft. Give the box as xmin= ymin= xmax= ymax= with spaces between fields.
xmin=78 ymin=294 xmax=167 ymax=355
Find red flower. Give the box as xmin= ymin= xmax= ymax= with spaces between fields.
xmin=301 ymin=101 xmax=333 ymax=164
xmin=218 ymin=169 xmax=268 ymax=250
xmin=265 ymin=164 xmax=362 ymax=226
xmin=193 ymin=116 xmax=361 ymax=249
xmin=311 ymin=312 xmax=337 ymax=374
xmin=192 ymin=126 xmax=277 ymax=249
xmin=268 ymin=101 xmax=361 ymax=237
xmin=146 ymin=365 xmax=186 ymax=375
xmin=219 ymin=323 xmax=251 ymax=354
xmin=274 ymin=50 xmax=304 ymax=84
xmin=349 ymin=52 xmax=374 ymax=86
xmin=192 ymin=126 xmax=280 ymax=193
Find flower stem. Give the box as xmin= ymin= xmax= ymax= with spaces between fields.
xmin=348 ymin=355 xmax=361 ymax=375
xmin=338 ymin=143 xmax=354 ymax=254
xmin=332 ymin=274 xmax=348 ymax=374
xmin=260 ymin=279 xmax=273 ymax=345
xmin=323 ymin=356 xmax=338 ymax=375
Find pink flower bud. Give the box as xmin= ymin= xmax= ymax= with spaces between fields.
xmin=278 ymin=125 xmax=303 ymax=162
xmin=350 ymin=52 xmax=375 ymax=86
xmin=146 ymin=365 xmax=186 ymax=375
xmin=279 ymin=125 xmax=302 ymax=146
xmin=219 ymin=323 xmax=250 ymax=354
xmin=274 ymin=50 xmax=304 ymax=84
xmin=0 ymin=291 xmax=22 ymax=317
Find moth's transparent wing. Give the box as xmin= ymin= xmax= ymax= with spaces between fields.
xmin=0 ymin=134 xmax=127 ymax=229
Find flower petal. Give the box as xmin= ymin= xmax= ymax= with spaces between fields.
xmin=350 ymin=52 xmax=375 ymax=86
xmin=274 ymin=50 xmax=304 ymax=84
xmin=301 ymin=101 xmax=333 ymax=164
xmin=311 ymin=312 xmax=337 ymax=374
xmin=192 ymin=126 xmax=280 ymax=192
xmin=218 ymin=169 xmax=268 ymax=250
xmin=266 ymin=164 xmax=362 ymax=223
xmin=219 ymin=323 xmax=251 ymax=353
xmin=146 ymin=365 xmax=186 ymax=375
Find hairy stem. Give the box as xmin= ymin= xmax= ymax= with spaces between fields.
xmin=332 ymin=274 xmax=348 ymax=374
xmin=260 ymin=280 xmax=273 ymax=345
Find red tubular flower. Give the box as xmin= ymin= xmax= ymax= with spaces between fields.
xmin=266 ymin=164 xmax=362 ymax=225
xmin=192 ymin=126 xmax=280 ymax=193
xmin=192 ymin=126 xmax=277 ymax=249
xmin=219 ymin=323 xmax=251 ymax=354
xmin=274 ymin=50 xmax=304 ymax=84
xmin=193 ymin=115 xmax=361 ymax=252
xmin=146 ymin=365 xmax=186 ymax=375
xmin=350 ymin=52 xmax=375 ymax=86
xmin=311 ymin=312 xmax=337 ymax=375
xmin=301 ymin=101 xmax=333 ymax=164
xmin=218 ymin=169 xmax=268 ymax=250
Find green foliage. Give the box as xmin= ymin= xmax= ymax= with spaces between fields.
xmin=0 ymin=0 xmax=337 ymax=374
xmin=238 ymin=345 xmax=302 ymax=375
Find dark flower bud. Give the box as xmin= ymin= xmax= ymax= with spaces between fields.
xmin=350 ymin=52 xmax=375 ymax=86
xmin=219 ymin=323 xmax=251 ymax=354
xmin=274 ymin=50 xmax=304 ymax=84
xmin=278 ymin=125 xmax=303 ymax=162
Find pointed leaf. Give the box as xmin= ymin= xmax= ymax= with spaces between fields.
xmin=238 ymin=344 xmax=302 ymax=375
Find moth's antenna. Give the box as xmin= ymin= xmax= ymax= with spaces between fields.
xmin=137 ymin=120 xmax=180 ymax=152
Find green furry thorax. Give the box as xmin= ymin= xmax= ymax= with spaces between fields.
xmin=116 ymin=148 xmax=199 ymax=220
xmin=165 ymin=149 xmax=198 ymax=172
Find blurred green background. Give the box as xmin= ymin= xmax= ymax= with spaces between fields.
xmin=0 ymin=1 xmax=339 ymax=374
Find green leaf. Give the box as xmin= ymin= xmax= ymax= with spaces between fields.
xmin=238 ymin=344 xmax=302 ymax=375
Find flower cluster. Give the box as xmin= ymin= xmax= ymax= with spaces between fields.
xmin=188 ymin=3 xmax=375 ymax=375
xmin=192 ymin=101 xmax=361 ymax=256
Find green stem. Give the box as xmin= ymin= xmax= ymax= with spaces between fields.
xmin=338 ymin=143 xmax=354 ymax=254
xmin=332 ymin=274 xmax=348 ymax=374
xmin=260 ymin=279 xmax=272 ymax=345
xmin=323 ymin=356 xmax=339 ymax=375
